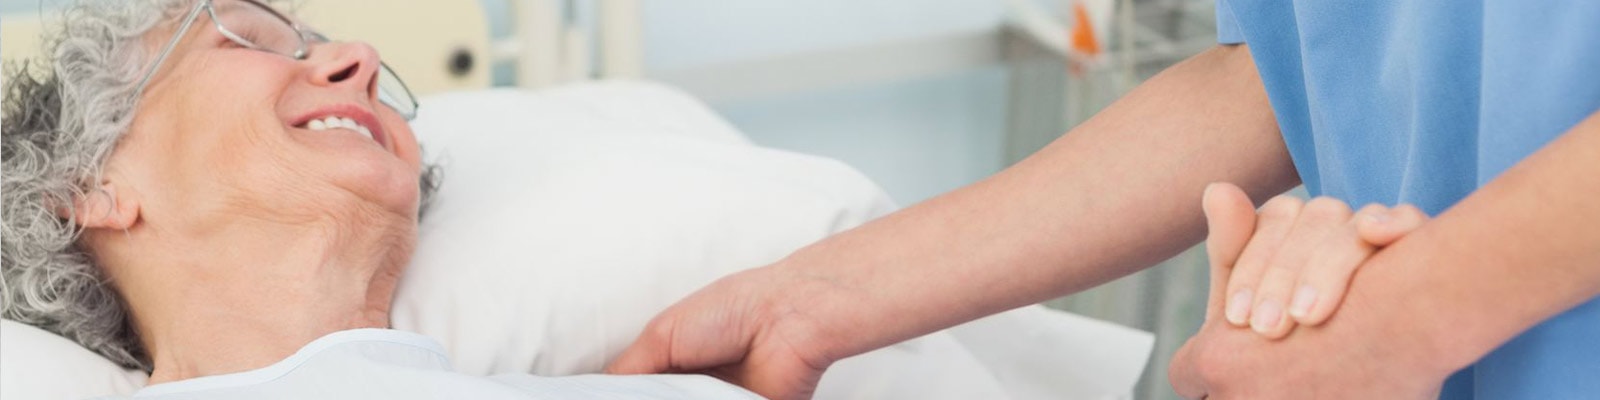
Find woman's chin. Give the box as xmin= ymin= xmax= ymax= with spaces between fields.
xmin=322 ymin=156 xmax=422 ymax=219
xmin=285 ymin=130 xmax=422 ymax=216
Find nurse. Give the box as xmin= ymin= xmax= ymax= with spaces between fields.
xmin=607 ymin=1 xmax=1600 ymax=399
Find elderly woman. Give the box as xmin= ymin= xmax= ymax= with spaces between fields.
xmin=0 ymin=0 xmax=755 ymax=398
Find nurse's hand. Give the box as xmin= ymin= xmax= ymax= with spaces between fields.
xmin=605 ymin=265 xmax=838 ymax=400
xmin=1206 ymin=183 xmax=1429 ymax=339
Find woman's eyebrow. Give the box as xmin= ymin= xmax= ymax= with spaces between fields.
xmin=210 ymin=0 xmax=246 ymax=13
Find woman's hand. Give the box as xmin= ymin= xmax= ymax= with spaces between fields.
xmin=1170 ymin=182 xmax=1451 ymax=399
xmin=1204 ymin=183 xmax=1429 ymax=338
xmin=605 ymin=265 xmax=842 ymax=400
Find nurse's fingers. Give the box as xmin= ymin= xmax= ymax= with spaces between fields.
xmin=1357 ymin=204 xmax=1429 ymax=246
xmin=1249 ymin=197 xmax=1352 ymax=338
xmin=1283 ymin=204 xmax=1385 ymax=327
xmin=1202 ymin=183 xmax=1257 ymax=320
xmin=1222 ymin=195 xmax=1303 ymax=327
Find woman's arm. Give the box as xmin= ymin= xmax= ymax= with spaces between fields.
xmin=765 ymin=43 xmax=1298 ymax=363
xmin=609 ymin=44 xmax=1299 ymax=399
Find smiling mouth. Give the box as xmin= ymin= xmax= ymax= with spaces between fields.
xmin=297 ymin=115 xmax=376 ymax=142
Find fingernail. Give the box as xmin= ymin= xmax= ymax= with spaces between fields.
xmin=1364 ymin=212 xmax=1390 ymax=225
xmin=1226 ymin=290 xmax=1253 ymax=325
xmin=1202 ymin=183 xmax=1217 ymax=218
xmin=1289 ymin=285 xmax=1317 ymax=318
xmin=1251 ymin=301 xmax=1282 ymax=333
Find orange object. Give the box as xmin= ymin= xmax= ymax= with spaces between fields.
xmin=1070 ymin=2 xmax=1102 ymax=56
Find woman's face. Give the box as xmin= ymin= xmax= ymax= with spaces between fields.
xmin=108 ymin=1 xmax=423 ymax=237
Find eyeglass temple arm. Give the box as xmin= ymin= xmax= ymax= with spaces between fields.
xmin=134 ymin=2 xmax=209 ymax=95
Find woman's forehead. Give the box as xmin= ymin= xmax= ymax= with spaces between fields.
xmin=212 ymin=0 xmax=294 ymax=23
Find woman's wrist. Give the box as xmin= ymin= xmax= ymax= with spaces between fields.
xmin=761 ymin=248 xmax=908 ymax=366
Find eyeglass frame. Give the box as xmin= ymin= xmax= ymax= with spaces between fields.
xmin=132 ymin=0 xmax=419 ymax=120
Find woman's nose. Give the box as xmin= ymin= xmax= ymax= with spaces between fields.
xmin=309 ymin=41 xmax=383 ymax=98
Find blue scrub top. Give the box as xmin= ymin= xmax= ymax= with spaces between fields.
xmin=1214 ymin=0 xmax=1600 ymax=398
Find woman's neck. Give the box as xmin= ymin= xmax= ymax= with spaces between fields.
xmin=114 ymin=214 xmax=414 ymax=385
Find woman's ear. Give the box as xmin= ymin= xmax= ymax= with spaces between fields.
xmin=65 ymin=182 xmax=141 ymax=230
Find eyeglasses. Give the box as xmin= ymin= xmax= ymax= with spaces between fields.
xmin=133 ymin=0 xmax=419 ymax=120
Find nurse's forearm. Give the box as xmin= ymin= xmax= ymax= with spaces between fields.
xmin=1332 ymin=110 xmax=1600 ymax=374
xmin=776 ymin=45 xmax=1299 ymax=359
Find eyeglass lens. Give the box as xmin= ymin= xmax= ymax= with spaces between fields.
xmin=212 ymin=0 xmax=303 ymax=57
xmin=212 ymin=0 xmax=418 ymax=119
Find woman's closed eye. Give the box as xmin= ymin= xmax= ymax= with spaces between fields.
xmin=208 ymin=23 xmax=249 ymax=49
xmin=218 ymin=35 xmax=247 ymax=49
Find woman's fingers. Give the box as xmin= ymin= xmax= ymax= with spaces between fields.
xmin=1206 ymin=189 xmax=1432 ymax=339
xmin=607 ymin=267 xmax=834 ymax=400
xmin=1272 ymin=204 xmax=1431 ymax=327
xmin=1202 ymin=183 xmax=1259 ymax=320
xmin=1358 ymin=204 xmax=1430 ymax=246
xmin=607 ymin=298 xmax=741 ymax=376
xmin=1283 ymin=204 xmax=1386 ymax=327
xmin=607 ymin=316 xmax=681 ymax=375
xmin=1223 ymin=195 xmax=1303 ymax=327
xmin=606 ymin=272 xmax=765 ymax=376
xmin=1248 ymin=197 xmax=1353 ymax=338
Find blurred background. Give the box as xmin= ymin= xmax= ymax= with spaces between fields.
xmin=1 ymin=1 xmax=1223 ymax=398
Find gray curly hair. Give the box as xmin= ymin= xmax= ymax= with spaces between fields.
xmin=1 ymin=0 xmax=442 ymax=371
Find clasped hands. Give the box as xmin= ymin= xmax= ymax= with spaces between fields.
xmin=1169 ymin=183 xmax=1450 ymax=399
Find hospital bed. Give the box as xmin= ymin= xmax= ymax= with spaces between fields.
xmin=0 ymin=1 xmax=1179 ymax=399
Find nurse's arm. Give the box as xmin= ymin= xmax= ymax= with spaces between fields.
xmin=1341 ymin=110 xmax=1600 ymax=374
xmin=611 ymin=44 xmax=1300 ymax=398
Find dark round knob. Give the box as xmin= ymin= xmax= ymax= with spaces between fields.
xmin=447 ymin=47 xmax=474 ymax=78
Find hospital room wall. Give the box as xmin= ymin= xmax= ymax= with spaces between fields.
xmin=633 ymin=0 xmax=1017 ymax=205
xmin=713 ymin=70 xmax=1010 ymax=205
xmin=0 ymin=1 xmax=30 ymax=13
xmin=479 ymin=0 xmax=1017 ymax=203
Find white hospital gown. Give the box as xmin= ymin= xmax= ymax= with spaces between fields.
xmin=92 ymin=329 xmax=760 ymax=400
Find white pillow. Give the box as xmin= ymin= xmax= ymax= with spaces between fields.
xmin=1 ymin=82 xmax=1153 ymax=400
xmin=393 ymin=82 xmax=898 ymax=376
xmin=0 ymin=320 xmax=146 ymax=399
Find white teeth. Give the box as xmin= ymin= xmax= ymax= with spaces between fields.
xmin=302 ymin=115 xmax=375 ymax=142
